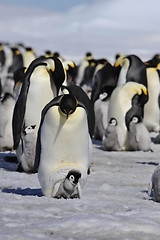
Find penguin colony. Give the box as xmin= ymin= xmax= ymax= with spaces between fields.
xmin=0 ymin=41 xmax=160 ymax=201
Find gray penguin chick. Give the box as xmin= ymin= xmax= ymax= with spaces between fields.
xmin=125 ymin=116 xmax=151 ymax=151
xmin=148 ymin=164 xmax=160 ymax=202
xmin=102 ymin=118 xmax=124 ymax=151
xmin=54 ymin=170 xmax=81 ymax=199
xmin=18 ymin=125 xmax=37 ymax=173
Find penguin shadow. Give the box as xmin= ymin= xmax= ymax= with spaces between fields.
xmin=0 ymin=152 xmax=18 ymax=172
xmin=136 ymin=161 xmax=159 ymax=166
xmin=2 ymin=187 xmax=43 ymax=197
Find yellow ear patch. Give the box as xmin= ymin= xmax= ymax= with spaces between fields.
xmin=15 ymin=50 xmax=20 ymax=55
xmin=157 ymin=63 xmax=160 ymax=70
xmin=141 ymin=87 xmax=147 ymax=95
xmin=133 ymin=85 xmax=147 ymax=95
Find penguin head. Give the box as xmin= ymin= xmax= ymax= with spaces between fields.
xmin=127 ymin=115 xmax=143 ymax=131
xmin=23 ymin=125 xmax=36 ymax=135
xmin=44 ymin=58 xmax=55 ymax=72
xmin=130 ymin=116 xmax=142 ymax=124
xmin=66 ymin=170 xmax=81 ymax=185
xmin=59 ymin=94 xmax=78 ymax=119
xmin=109 ymin=118 xmax=117 ymax=126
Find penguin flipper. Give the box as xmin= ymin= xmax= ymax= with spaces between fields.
xmin=33 ymin=96 xmax=62 ymax=173
xmin=12 ymin=77 xmax=29 ymax=149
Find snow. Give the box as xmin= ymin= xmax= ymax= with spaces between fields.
xmin=0 ymin=139 xmax=160 ymax=240
xmin=1 ymin=1 xmax=160 ymax=239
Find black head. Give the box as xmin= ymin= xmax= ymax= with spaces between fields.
xmin=25 ymin=47 xmax=33 ymax=51
xmin=59 ymin=94 xmax=78 ymax=119
xmin=109 ymin=118 xmax=117 ymax=126
xmin=66 ymin=170 xmax=81 ymax=185
xmin=54 ymin=52 xmax=60 ymax=58
xmin=23 ymin=125 xmax=36 ymax=135
xmin=130 ymin=115 xmax=142 ymax=124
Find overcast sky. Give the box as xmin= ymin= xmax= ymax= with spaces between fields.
xmin=0 ymin=0 xmax=94 ymax=11
xmin=0 ymin=0 xmax=159 ymax=61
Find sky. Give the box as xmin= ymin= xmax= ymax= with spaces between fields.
xmin=0 ymin=0 xmax=160 ymax=62
xmin=0 ymin=0 xmax=94 ymax=11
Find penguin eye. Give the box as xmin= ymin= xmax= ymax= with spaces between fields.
xmin=69 ymin=175 xmax=75 ymax=182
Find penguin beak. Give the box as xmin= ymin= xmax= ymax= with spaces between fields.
xmin=64 ymin=109 xmax=73 ymax=119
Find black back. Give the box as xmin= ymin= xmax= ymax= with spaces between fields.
xmin=126 ymin=55 xmax=148 ymax=88
xmin=91 ymin=63 xmax=116 ymax=103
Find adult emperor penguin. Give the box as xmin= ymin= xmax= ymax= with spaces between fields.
xmin=148 ymin=164 xmax=160 ymax=202
xmin=115 ymin=54 xmax=147 ymax=88
xmin=91 ymin=62 xmax=116 ymax=103
xmin=0 ymin=92 xmax=15 ymax=151
xmin=0 ymin=42 xmax=6 ymax=73
xmin=108 ymin=81 xmax=148 ymax=150
xmin=125 ymin=116 xmax=151 ymax=151
xmin=75 ymin=52 xmax=94 ymax=86
xmin=143 ymin=65 xmax=160 ymax=132
xmin=12 ymin=56 xmax=65 ymax=172
xmin=102 ymin=118 xmax=124 ymax=151
xmin=8 ymin=47 xmax=23 ymax=75
xmin=22 ymin=47 xmax=36 ymax=68
xmin=34 ymin=94 xmax=92 ymax=198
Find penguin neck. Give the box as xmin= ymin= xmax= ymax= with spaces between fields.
xmin=117 ymin=58 xmax=129 ymax=86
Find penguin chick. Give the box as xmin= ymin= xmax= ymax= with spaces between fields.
xmin=102 ymin=118 xmax=124 ymax=151
xmin=18 ymin=125 xmax=36 ymax=173
xmin=125 ymin=116 xmax=151 ymax=151
xmin=94 ymin=92 xmax=109 ymax=140
xmin=148 ymin=164 xmax=160 ymax=202
xmin=54 ymin=170 xmax=81 ymax=199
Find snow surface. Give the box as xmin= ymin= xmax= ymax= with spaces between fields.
xmin=1 ymin=1 xmax=160 ymax=239
xmin=0 ymin=138 xmax=160 ymax=240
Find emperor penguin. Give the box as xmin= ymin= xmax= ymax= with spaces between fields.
xmin=0 ymin=46 xmax=23 ymax=92
xmin=102 ymin=118 xmax=124 ymax=151
xmin=143 ymin=65 xmax=160 ymax=132
xmin=125 ymin=116 xmax=151 ymax=151
xmin=75 ymin=52 xmax=93 ymax=86
xmin=144 ymin=54 xmax=160 ymax=68
xmin=7 ymin=47 xmax=23 ymax=76
xmin=12 ymin=56 xmax=65 ymax=172
xmin=34 ymin=94 xmax=92 ymax=198
xmin=93 ymin=92 xmax=110 ymax=140
xmin=91 ymin=62 xmax=116 ymax=103
xmin=22 ymin=47 xmax=36 ymax=68
xmin=108 ymin=81 xmax=148 ymax=149
xmin=115 ymin=54 xmax=147 ymax=88
xmin=62 ymin=60 xmax=77 ymax=85
xmin=0 ymin=92 xmax=15 ymax=151
xmin=17 ymin=125 xmax=37 ymax=173
xmin=0 ymin=42 xmax=6 ymax=73
xmin=148 ymin=164 xmax=160 ymax=202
